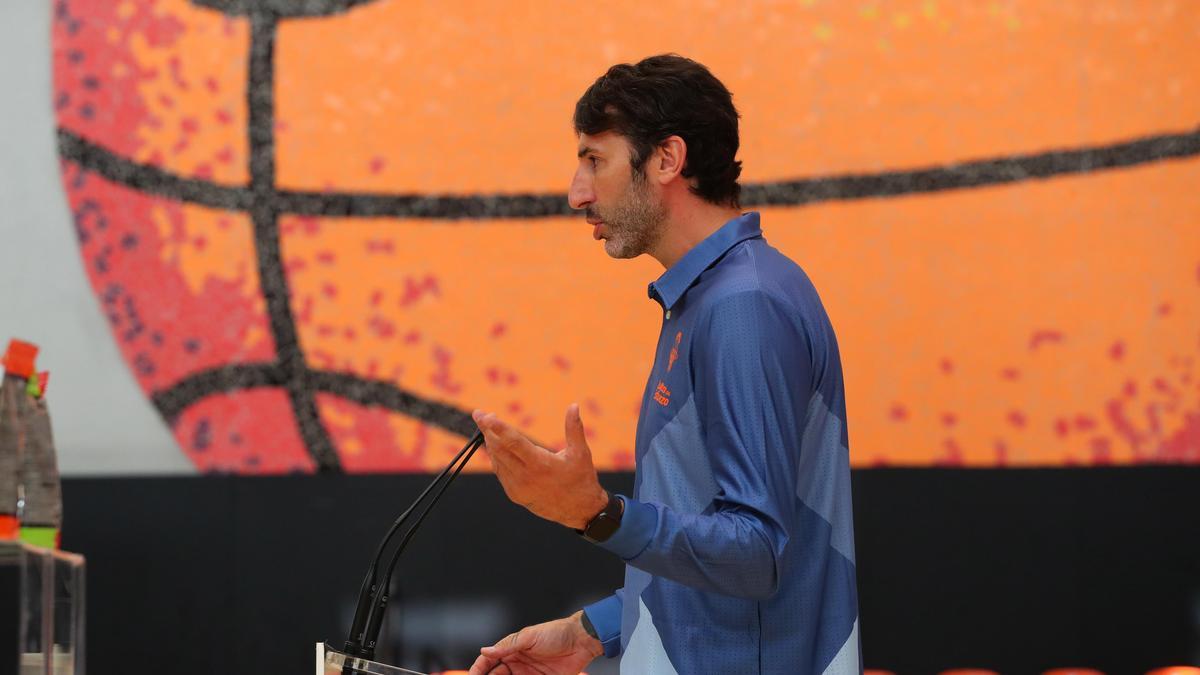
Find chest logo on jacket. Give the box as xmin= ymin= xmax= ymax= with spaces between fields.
xmin=667 ymin=331 xmax=683 ymax=372
xmin=653 ymin=331 xmax=683 ymax=408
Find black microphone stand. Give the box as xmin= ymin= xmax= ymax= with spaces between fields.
xmin=342 ymin=428 xmax=486 ymax=664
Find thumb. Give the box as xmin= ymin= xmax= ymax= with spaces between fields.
xmin=563 ymin=403 xmax=590 ymax=455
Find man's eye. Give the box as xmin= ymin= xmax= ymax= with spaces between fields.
xmin=589 ymin=156 xmax=599 ymax=168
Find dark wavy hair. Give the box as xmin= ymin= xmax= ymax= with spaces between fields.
xmin=573 ymin=54 xmax=742 ymax=208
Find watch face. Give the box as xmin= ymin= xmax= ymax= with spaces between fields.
xmin=584 ymin=494 xmax=623 ymax=543
xmin=585 ymin=513 xmax=621 ymax=543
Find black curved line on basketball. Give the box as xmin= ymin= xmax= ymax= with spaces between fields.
xmin=57 ymin=128 xmax=574 ymax=219
xmin=308 ymin=371 xmax=477 ymax=437
xmin=57 ymin=126 xmax=1200 ymax=219
xmin=247 ymin=11 xmax=341 ymax=472
xmin=279 ymin=190 xmax=575 ymax=219
xmin=151 ymin=364 xmax=476 ymax=438
xmin=57 ymin=130 xmax=250 ymax=211
xmin=151 ymin=362 xmax=286 ymax=421
xmin=192 ymin=0 xmax=382 ymax=18
xmin=743 ymin=126 xmax=1200 ymax=206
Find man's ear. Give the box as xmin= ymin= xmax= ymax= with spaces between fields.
xmin=651 ymin=135 xmax=687 ymax=186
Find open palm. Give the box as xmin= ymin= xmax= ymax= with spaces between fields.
xmin=468 ymin=613 xmax=601 ymax=675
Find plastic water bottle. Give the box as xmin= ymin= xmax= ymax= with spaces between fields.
xmin=0 ymin=339 xmax=63 ymax=549
xmin=18 ymin=390 xmax=62 ymax=549
xmin=0 ymin=339 xmax=38 ymax=541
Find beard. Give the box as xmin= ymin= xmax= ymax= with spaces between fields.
xmin=588 ymin=171 xmax=667 ymax=259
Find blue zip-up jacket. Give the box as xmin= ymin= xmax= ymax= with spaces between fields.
xmin=582 ymin=212 xmax=860 ymax=674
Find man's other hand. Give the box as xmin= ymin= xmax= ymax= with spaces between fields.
xmin=467 ymin=611 xmax=602 ymax=675
xmin=471 ymin=404 xmax=608 ymax=530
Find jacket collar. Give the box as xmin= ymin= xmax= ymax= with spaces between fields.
xmin=647 ymin=212 xmax=762 ymax=310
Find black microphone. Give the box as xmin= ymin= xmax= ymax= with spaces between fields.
xmin=342 ymin=428 xmax=486 ymax=662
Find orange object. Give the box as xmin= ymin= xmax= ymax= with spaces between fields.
xmin=0 ymin=515 xmax=18 ymax=541
xmin=1 ymin=340 xmax=38 ymax=379
xmin=1146 ymin=669 xmax=1200 ymax=675
xmin=51 ymin=0 xmax=1200 ymax=473
xmin=866 ymin=670 xmax=898 ymax=675
xmin=36 ymin=372 xmax=49 ymax=397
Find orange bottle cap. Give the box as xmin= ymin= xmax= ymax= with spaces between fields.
xmin=2 ymin=339 xmax=38 ymax=379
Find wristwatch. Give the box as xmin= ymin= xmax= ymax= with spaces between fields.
xmin=577 ymin=491 xmax=624 ymax=543
xmin=579 ymin=611 xmax=599 ymax=640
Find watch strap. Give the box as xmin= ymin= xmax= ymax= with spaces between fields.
xmin=579 ymin=611 xmax=599 ymax=640
xmin=578 ymin=491 xmax=624 ymax=543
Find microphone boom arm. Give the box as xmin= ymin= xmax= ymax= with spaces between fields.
xmin=343 ymin=429 xmax=485 ymax=660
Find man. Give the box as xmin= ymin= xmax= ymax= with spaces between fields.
xmin=468 ymin=54 xmax=860 ymax=675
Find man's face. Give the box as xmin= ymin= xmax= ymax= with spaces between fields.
xmin=568 ymin=131 xmax=666 ymax=259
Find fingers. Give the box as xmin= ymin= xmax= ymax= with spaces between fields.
xmin=472 ymin=410 xmax=519 ymax=472
xmin=469 ymin=652 xmax=521 ymax=675
xmin=468 ymin=652 xmax=501 ymax=675
xmin=470 ymin=631 xmax=528 ymax=674
xmin=472 ymin=406 xmax=602 ymax=526
xmin=471 ymin=631 xmax=519 ymax=673
xmin=472 ymin=410 xmax=545 ymax=467
xmin=563 ymin=403 xmax=591 ymax=460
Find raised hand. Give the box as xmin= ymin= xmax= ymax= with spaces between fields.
xmin=471 ymin=404 xmax=608 ymax=530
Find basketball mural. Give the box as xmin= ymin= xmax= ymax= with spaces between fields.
xmin=53 ymin=0 xmax=1200 ymax=473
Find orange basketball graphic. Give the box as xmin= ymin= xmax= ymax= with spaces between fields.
xmin=54 ymin=0 xmax=1200 ymax=473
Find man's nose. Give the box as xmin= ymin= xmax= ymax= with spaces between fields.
xmin=567 ymin=168 xmax=594 ymax=211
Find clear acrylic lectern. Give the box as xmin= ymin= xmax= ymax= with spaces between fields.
xmin=317 ymin=643 xmax=427 ymax=675
xmin=0 ymin=539 xmax=85 ymax=675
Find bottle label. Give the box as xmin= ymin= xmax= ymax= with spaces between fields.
xmin=19 ymin=526 xmax=59 ymax=549
xmin=0 ymin=515 xmax=18 ymax=540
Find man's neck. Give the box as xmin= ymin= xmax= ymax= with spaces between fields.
xmin=651 ymin=202 xmax=743 ymax=269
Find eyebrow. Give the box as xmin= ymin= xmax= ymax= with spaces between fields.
xmin=577 ymin=145 xmax=597 ymax=158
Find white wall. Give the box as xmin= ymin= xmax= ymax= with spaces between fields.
xmin=0 ymin=1 xmax=191 ymax=475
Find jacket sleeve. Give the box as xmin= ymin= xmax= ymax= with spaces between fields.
xmin=581 ymin=588 xmax=623 ymax=658
xmin=595 ymin=290 xmax=812 ymax=600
